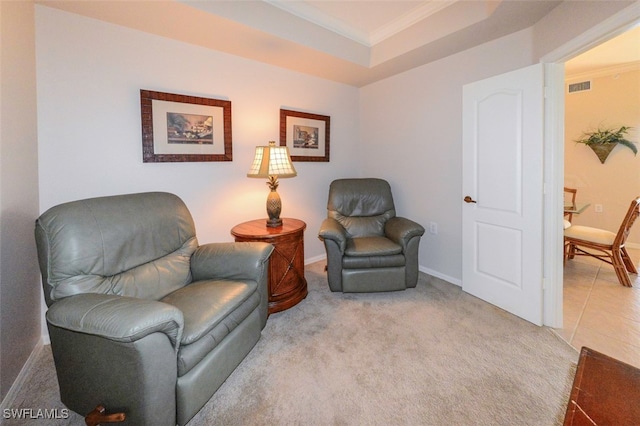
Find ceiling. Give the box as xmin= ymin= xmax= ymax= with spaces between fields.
xmin=39 ymin=0 xmax=638 ymax=86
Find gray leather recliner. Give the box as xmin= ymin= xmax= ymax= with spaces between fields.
xmin=35 ymin=192 xmax=274 ymax=426
xmin=318 ymin=178 xmax=425 ymax=292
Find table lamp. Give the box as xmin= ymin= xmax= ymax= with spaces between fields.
xmin=247 ymin=141 xmax=297 ymax=227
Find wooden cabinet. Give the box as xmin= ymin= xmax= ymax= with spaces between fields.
xmin=231 ymin=218 xmax=307 ymax=314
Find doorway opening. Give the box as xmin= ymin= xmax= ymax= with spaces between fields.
xmin=559 ymin=25 xmax=640 ymax=366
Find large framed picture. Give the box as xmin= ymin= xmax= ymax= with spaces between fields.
xmin=140 ymin=90 xmax=232 ymax=162
xmin=279 ymin=109 xmax=330 ymax=162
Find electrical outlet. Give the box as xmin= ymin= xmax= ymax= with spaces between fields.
xmin=429 ymin=222 xmax=438 ymax=235
xmin=595 ymin=204 xmax=603 ymax=213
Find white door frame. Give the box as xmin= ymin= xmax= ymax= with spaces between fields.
xmin=541 ymin=2 xmax=640 ymax=327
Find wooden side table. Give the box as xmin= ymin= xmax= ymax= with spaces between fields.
xmin=231 ymin=218 xmax=307 ymax=314
xmin=564 ymin=346 xmax=640 ymax=425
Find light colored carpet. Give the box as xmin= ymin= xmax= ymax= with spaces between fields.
xmin=189 ymin=262 xmax=578 ymax=425
xmin=7 ymin=261 xmax=578 ymax=425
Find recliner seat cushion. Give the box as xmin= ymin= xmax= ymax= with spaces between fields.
xmin=343 ymin=235 xmax=405 ymax=269
xmin=345 ymin=236 xmax=402 ymax=257
xmin=343 ymin=254 xmax=406 ymax=269
xmin=161 ymin=280 xmax=259 ymax=376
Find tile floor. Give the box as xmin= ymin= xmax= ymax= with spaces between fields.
xmin=555 ymin=247 xmax=640 ymax=368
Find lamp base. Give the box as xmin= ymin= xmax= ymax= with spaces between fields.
xmin=266 ymin=218 xmax=283 ymax=228
xmin=266 ymin=182 xmax=283 ymax=228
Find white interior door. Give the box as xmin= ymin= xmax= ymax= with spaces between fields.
xmin=462 ymin=64 xmax=544 ymax=326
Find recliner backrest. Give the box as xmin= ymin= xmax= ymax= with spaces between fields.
xmin=327 ymin=178 xmax=396 ymax=238
xmin=35 ymin=192 xmax=198 ymax=306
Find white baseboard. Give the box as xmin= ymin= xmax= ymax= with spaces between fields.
xmin=0 ymin=337 xmax=45 ymax=412
xmin=419 ymin=266 xmax=462 ymax=287
xmin=305 ymin=254 xmax=326 ymax=265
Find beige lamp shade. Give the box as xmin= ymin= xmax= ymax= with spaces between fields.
xmin=247 ymin=141 xmax=297 ymax=178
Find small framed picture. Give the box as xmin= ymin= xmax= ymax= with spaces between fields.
xmin=140 ymin=90 xmax=232 ymax=162
xmin=280 ymin=109 xmax=330 ymax=162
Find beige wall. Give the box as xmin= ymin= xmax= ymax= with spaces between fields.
xmin=0 ymin=0 xmax=42 ymax=401
xmin=565 ymin=67 xmax=640 ymax=245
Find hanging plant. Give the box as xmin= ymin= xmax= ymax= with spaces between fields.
xmin=575 ymin=125 xmax=637 ymax=163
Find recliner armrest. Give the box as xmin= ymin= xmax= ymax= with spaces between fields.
xmin=385 ymin=217 xmax=425 ymax=251
xmin=190 ymin=242 xmax=274 ymax=282
xmin=318 ymin=218 xmax=347 ymax=252
xmin=191 ymin=242 xmax=273 ymax=329
xmin=46 ymin=293 xmax=184 ymax=350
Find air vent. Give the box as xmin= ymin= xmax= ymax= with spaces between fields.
xmin=568 ymin=81 xmax=591 ymax=93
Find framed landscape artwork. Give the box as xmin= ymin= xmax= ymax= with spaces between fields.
xmin=279 ymin=109 xmax=330 ymax=162
xmin=140 ymin=90 xmax=232 ymax=162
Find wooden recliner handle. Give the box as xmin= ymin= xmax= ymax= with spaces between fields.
xmin=85 ymin=405 xmax=126 ymax=426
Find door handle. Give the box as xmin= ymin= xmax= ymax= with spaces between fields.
xmin=464 ymin=196 xmax=477 ymax=204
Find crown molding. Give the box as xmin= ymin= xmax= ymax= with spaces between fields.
xmin=369 ymin=0 xmax=458 ymax=45
xmin=565 ymin=61 xmax=640 ymax=82
xmin=265 ymin=0 xmax=459 ymax=47
xmin=264 ymin=0 xmax=370 ymax=45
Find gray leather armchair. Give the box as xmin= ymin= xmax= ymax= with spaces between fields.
xmin=318 ymin=178 xmax=425 ymax=292
xmin=35 ymin=192 xmax=274 ymax=426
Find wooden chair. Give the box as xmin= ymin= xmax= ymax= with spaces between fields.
xmin=564 ymin=197 xmax=640 ymax=287
xmin=564 ymin=187 xmax=578 ymax=228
